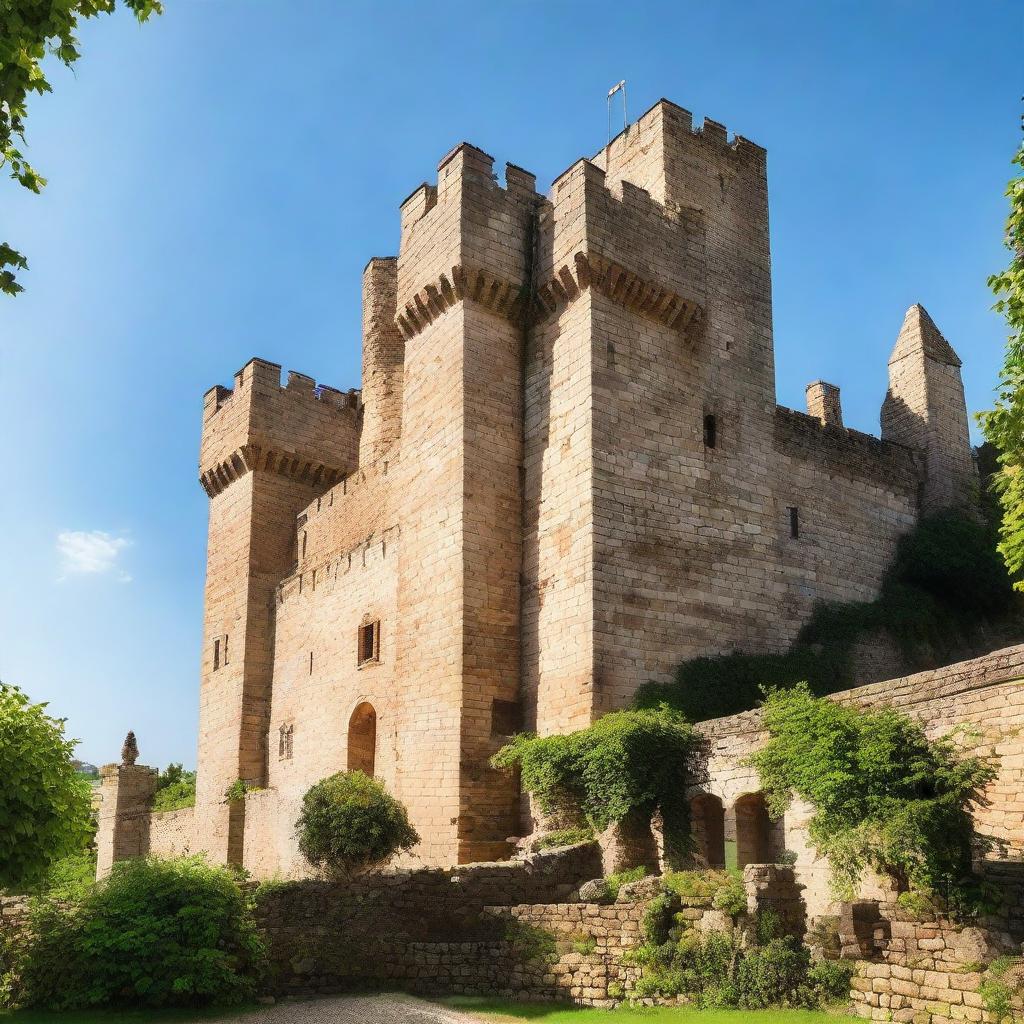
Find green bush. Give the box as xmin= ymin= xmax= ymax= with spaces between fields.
xmin=636 ymin=512 xmax=1020 ymax=721
xmin=153 ymin=763 xmax=196 ymax=812
xmin=605 ymin=865 xmax=648 ymax=900
xmin=979 ymin=956 xmax=1022 ymax=1023
xmin=629 ymin=925 xmax=848 ymax=1010
xmin=153 ymin=780 xmax=196 ymax=812
xmin=0 ymin=684 xmax=94 ymax=891
xmin=5 ymin=856 xmax=264 ymax=1010
xmin=807 ymin=958 xmax=855 ymax=1002
xmin=492 ymin=708 xmax=698 ymax=864
xmin=504 ymin=919 xmax=558 ymax=964
xmin=531 ymin=826 xmax=595 ymax=851
xmin=711 ymin=874 xmax=748 ymax=916
xmin=295 ymin=771 xmax=419 ymax=877
xmin=662 ymin=868 xmax=741 ymax=901
xmin=750 ymin=684 xmax=996 ymax=908
xmin=29 ymin=850 xmax=96 ymax=901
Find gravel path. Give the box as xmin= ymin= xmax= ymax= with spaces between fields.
xmin=206 ymin=994 xmax=488 ymax=1023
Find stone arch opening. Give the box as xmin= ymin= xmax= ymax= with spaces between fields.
xmin=690 ymin=792 xmax=726 ymax=867
xmin=347 ymin=702 xmax=377 ymax=776
xmin=733 ymin=791 xmax=772 ymax=867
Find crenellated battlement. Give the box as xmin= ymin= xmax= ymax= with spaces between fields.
xmin=594 ymin=98 xmax=766 ymax=176
xmin=203 ymin=358 xmax=361 ymax=421
xmin=199 ymin=358 xmax=361 ymax=499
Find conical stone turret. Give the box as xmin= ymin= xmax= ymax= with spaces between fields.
xmin=881 ymin=304 xmax=975 ymax=512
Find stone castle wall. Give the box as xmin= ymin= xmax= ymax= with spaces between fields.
xmin=172 ymin=96 xmax=981 ymax=871
xmin=148 ymin=806 xmax=194 ymax=859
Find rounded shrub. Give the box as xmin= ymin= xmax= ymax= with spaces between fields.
xmin=7 ymin=856 xmax=264 ymax=1010
xmin=295 ymin=770 xmax=419 ymax=877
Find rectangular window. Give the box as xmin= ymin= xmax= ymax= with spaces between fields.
xmin=788 ymin=506 xmax=800 ymax=539
xmin=491 ymin=699 xmax=523 ymax=737
xmin=703 ymin=413 xmax=717 ymax=449
xmin=222 ymin=634 xmax=228 ymax=666
xmin=213 ymin=637 xmax=221 ymax=671
xmin=358 ymin=621 xmax=380 ymax=666
xmin=309 ymin=650 xmax=314 ymax=675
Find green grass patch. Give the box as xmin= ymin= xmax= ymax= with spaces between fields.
xmin=440 ymin=996 xmax=859 ymax=1022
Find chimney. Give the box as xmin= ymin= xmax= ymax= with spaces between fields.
xmin=806 ymin=381 xmax=843 ymax=428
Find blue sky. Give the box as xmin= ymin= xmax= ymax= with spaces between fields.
xmin=0 ymin=1 xmax=1020 ymax=769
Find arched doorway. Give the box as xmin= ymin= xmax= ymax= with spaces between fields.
xmin=690 ymin=793 xmax=726 ymax=867
xmin=347 ymin=702 xmax=377 ymax=776
xmin=734 ymin=792 xmax=771 ymax=867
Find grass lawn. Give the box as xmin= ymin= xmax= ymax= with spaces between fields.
xmin=439 ymin=997 xmax=861 ymax=1023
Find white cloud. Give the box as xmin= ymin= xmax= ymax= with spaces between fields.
xmin=56 ymin=530 xmax=133 ymax=583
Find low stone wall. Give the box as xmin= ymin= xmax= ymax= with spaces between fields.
xmin=149 ymin=806 xmax=195 ymax=858
xmin=842 ymin=895 xmax=1024 ymax=1024
xmin=257 ymin=858 xmax=806 ymax=1005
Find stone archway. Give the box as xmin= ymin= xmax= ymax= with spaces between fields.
xmin=690 ymin=792 xmax=726 ymax=868
xmin=347 ymin=702 xmax=377 ymax=776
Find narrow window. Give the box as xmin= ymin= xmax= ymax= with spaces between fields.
xmin=223 ymin=634 xmax=228 ymax=666
xmin=358 ymin=621 xmax=380 ymax=666
xmin=301 ymin=531 xmax=308 ymax=559
xmin=278 ymin=724 xmax=293 ymax=760
xmin=213 ymin=637 xmax=221 ymax=671
xmin=788 ymin=506 xmax=800 ymax=539
xmin=309 ymin=650 xmax=314 ymax=675
xmin=703 ymin=414 xmax=717 ymax=449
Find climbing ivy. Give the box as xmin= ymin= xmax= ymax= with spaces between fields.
xmin=749 ymin=684 xmax=998 ymax=910
xmin=491 ymin=707 xmax=698 ymax=864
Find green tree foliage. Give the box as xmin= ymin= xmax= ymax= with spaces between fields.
xmin=3 ymin=856 xmax=264 ymax=1010
xmin=636 ymin=511 xmax=1016 ymax=721
xmin=152 ymin=762 xmax=196 ymax=812
xmin=295 ymin=771 xmax=420 ymax=878
xmin=0 ymin=683 xmax=93 ymax=892
xmin=750 ymin=685 xmax=997 ymax=906
xmin=491 ymin=708 xmax=698 ymax=863
xmin=0 ymin=0 xmax=162 ymax=295
xmin=978 ymin=143 xmax=1024 ymax=588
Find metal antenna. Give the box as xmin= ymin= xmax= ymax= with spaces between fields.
xmin=607 ymin=80 xmax=627 ymax=144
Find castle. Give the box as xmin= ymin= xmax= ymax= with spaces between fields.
xmin=121 ymin=99 xmax=979 ymax=877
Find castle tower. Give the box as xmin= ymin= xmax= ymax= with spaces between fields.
xmin=881 ymin=304 xmax=975 ymax=512
xmin=359 ymin=257 xmax=404 ymax=465
xmin=390 ymin=144 xmax=539 ymax=863
xmin=194 ymin=359 xmax=359 ymax=862
xmin=523 ymin=100 xmax=779 ymax=732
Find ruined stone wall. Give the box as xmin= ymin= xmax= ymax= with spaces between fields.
xmin=256 ymin=853 xmax=806 ymax=1007
xmin=694 ymin=644 xmax=1024 ymax=918
xmin=148 ymin=806 xmax=195 ymax=859
xmin=843 ymin=891 xmax=1024 ymax=1024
